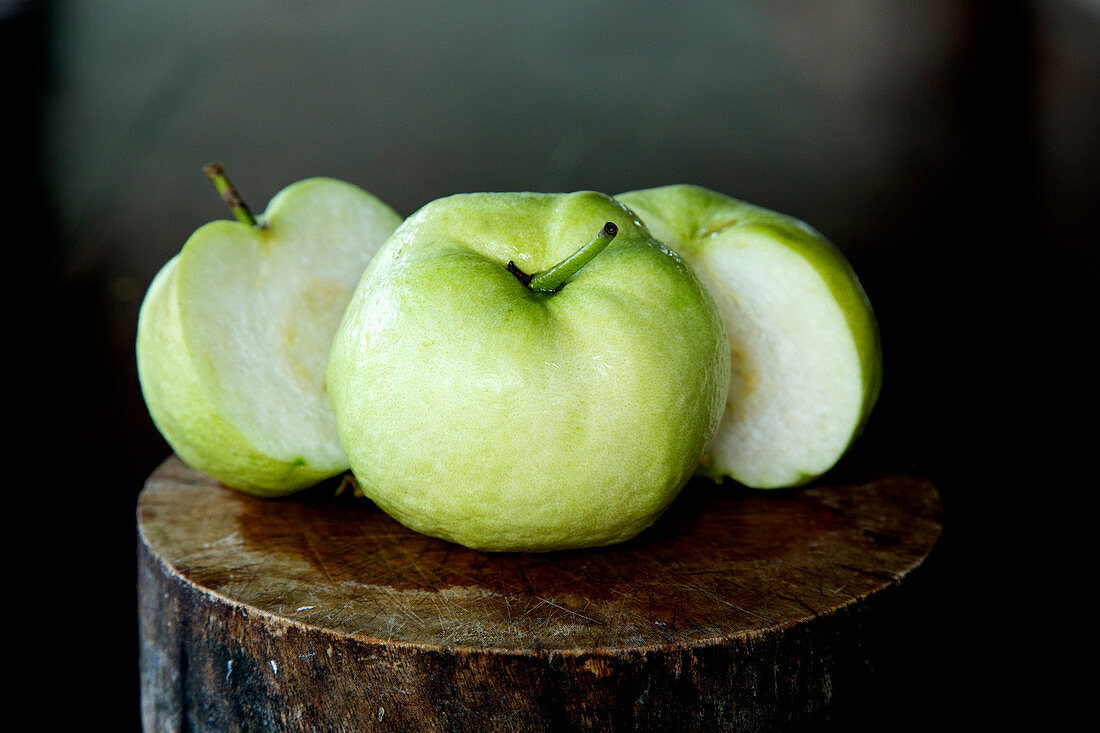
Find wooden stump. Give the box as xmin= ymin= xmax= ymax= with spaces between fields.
xmin=138 ymin=456 xmax=941 ymax=731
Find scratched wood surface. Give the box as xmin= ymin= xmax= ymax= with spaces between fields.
xmin=138 ymin=455 xmax=941 ymax=731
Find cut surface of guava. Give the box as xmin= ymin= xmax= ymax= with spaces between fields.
xmin=619 ymin=186 xmax=880 ymax=488
xmin=138 ymin=178 xmax=402 ymax=492
xmin=178 ymin=180 xmax=401 ymax=471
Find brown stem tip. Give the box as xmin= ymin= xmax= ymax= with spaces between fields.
xmin=202 ymin=163 xmax=256 ymax=226
xmin=506 ymin=260 xmax=533 ymax=285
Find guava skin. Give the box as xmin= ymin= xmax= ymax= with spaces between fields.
xmin=137 ymin=178 xmax=402 ymax=496
xmin=326 ymin=191 xmax=730 ymax=552
xmin=618 ymin=185 xmax=882 ymax=489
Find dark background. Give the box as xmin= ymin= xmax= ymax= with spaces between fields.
xmin=8 ymin=0 xmax=1094 ymax=729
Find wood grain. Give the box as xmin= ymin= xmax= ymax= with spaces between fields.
xmin=138 ymin=456 xmax=941 ymax=731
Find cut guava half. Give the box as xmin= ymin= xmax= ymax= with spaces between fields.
xmin=618 ymin=185 xmax=881 ymax=488
xmin=137 ymin=177 xmax=402 ymax=495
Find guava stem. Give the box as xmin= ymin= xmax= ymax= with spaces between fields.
xmin=512 ymin=222 xmax=618 ymax=293
xmin=203 ymin=163 xmax=256 ymax=226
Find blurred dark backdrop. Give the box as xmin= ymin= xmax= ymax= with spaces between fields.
xmin=8 ymin=0 xmax=1095 ymax=729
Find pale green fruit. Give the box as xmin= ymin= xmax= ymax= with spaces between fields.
xmin=137 ymin=177 xmax=402 ymax=496
xmin=326 ymin=191 xmax=730 ymax=552
xmin=618 ymin=185 xmax=882 ymax=489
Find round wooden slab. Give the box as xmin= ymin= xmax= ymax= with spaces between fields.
xmin=138 ymin=456 xmax=940 ymax=731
